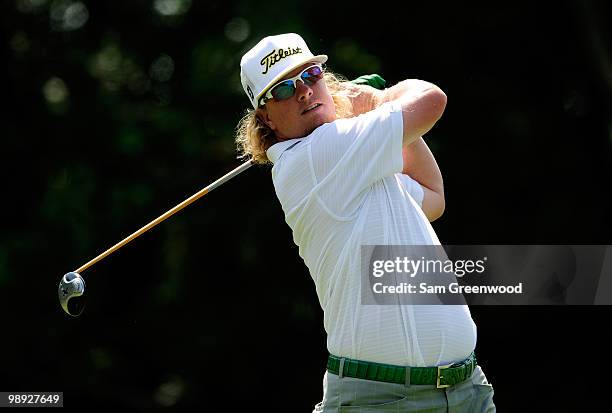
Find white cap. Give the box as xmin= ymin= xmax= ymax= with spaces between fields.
xmin=240 ymin=33 xmax=327 ymax=108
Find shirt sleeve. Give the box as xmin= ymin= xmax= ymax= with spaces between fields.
xmin=309 ymin=101 xmax=404 ymax=217
xmin=397 ymin=173 xmax=425 ymax=208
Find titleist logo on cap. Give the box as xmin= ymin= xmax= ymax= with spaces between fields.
xmin=260 ymin=47 xmax=303 ymax=74
xmin=240 ymin=33 xmax=327 ymax=108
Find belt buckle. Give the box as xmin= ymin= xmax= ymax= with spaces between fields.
xmin=436 ymin=363 xmax=453 ymax=389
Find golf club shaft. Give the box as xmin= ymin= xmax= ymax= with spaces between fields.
xmin=75 ymin=160 xmax=254 ymax=274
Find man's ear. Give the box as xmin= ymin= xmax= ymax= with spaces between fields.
xmin=256 ymin=107 xmax=276 ymax=130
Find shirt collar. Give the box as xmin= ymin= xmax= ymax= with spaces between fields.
xmin=266 ymin=138 xmax=303 ymax=164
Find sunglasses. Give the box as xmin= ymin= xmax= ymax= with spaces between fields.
xmin=259 ymin=64 xmax=324 ymax=106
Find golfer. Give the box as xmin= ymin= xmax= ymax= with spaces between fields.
xmin=236 ymin=33 xmax=495 ymax=412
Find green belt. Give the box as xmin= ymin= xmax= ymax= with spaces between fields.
xmin=327 ymin=352 xmax=477 ymax=388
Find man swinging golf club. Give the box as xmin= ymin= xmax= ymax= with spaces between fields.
xmin=236 ymin=33 xmax=496 ymax=412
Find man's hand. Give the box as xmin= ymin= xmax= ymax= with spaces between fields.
xmin=343 ymin=74 xmax=387 ymax=116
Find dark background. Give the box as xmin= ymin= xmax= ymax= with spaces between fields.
xmin=1 ymin=0 xmax=610 ymax=410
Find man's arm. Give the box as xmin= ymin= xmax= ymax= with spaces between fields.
xmin=343 ymin=80 xmax=446 ymax=221
xmin=402 ymin=139 xmax=445 ymax=221
xmin=377 ymin=80 xmax=447 ymax=147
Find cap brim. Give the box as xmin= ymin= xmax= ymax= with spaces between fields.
xmin=255 ymin=54 xmax=328 ymax=106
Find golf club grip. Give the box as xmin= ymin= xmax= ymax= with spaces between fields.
xmin=75 ymin=159 xmax=254 ymax=274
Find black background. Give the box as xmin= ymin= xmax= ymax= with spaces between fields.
xmin=1 ymin=0 xmax=610 ymax=411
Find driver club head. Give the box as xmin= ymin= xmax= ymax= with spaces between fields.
xmin=58 ymin=272 xmax=86 ymax=317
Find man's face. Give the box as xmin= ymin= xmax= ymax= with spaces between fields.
xmin=258 ymin=63 xmax=336 ymax=141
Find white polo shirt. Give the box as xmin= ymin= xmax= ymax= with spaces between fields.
xmin=266 ymin=102 xmax=476 ymax=367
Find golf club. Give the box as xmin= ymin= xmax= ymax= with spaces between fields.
xmin=58 ymin=159 xmax=254 ymax=316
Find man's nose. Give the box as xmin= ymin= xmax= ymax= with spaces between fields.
xmin=296 ymin=80 xmax=313 ymax=101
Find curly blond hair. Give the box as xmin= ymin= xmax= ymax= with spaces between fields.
xmin=235 ymin=71 xmax=355 ymax=164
